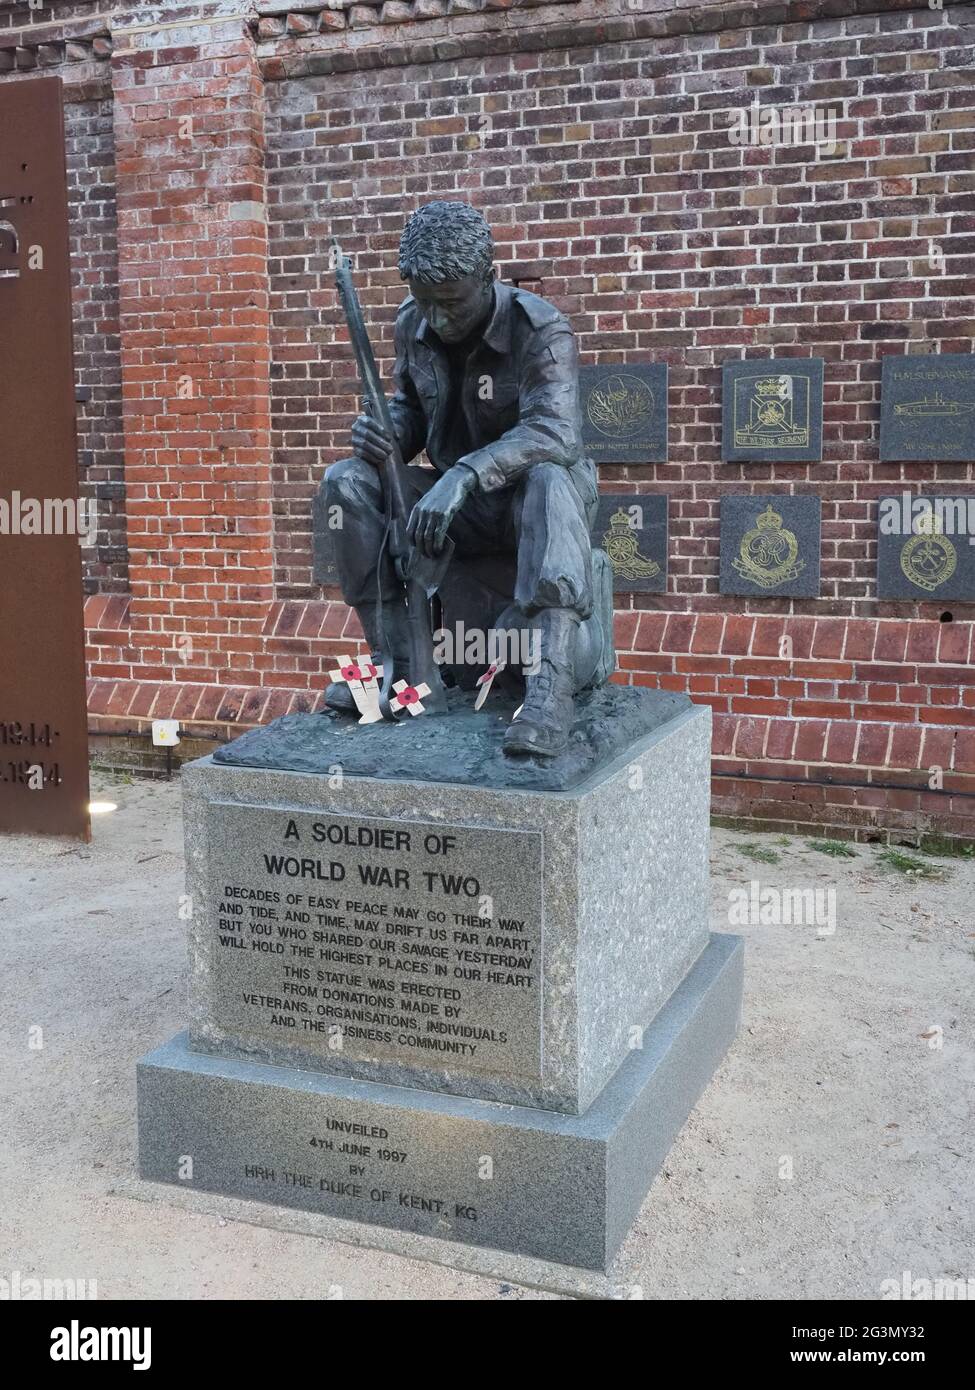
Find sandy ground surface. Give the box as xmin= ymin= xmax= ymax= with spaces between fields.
xmin=1 ymin=771 xmax=972 ymax=1300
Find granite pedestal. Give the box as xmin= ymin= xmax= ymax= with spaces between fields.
xmin=137 ymin=696 xmax=743 ymax=1272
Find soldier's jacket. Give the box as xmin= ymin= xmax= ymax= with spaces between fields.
xmin=387 ymin=280 xmax=597 ymax=509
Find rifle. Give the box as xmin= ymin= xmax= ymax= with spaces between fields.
xmin=331 ymin=239 xmax=451 ymax=718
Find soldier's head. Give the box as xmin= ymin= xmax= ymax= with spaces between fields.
xmin=399 ymin=201 xmax=495 ymax=345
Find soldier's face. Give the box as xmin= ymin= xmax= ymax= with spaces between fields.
xmin=408 ymin=272 xmax=493 ymax=345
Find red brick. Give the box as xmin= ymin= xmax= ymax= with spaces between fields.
xmin=873 ymin=625 xmax=908 ymax=663
xmin=920 ymin=736 xmax=955 ymax=785
xmin=949 ymin=730 xmax=975 ymax=774
xmin=194 ymin=686 xmax=227 ymax=722
xmin=322 ymin=604 xmax=349 ymax=639
xmin=920 ymin=707 xmax=975 ymax=726
xmin=172 ymin=685 xmax=204 ymax=720
xmin=919 ymin=665 xmax=975 ymax=687
xmin=855 ymin=704 xmax=917 ymax=724
xmin=296 ymin=603 xmax=329 ymax=639
xmin=857 ymin=723 xmax=891 ymax=767
xmin=151 ymin=687 xmax=181 ymax=719
xmin=765 ymin=719 xmax=797 ymax=759
xmin=750 ymin=617 xmax=786 ymax=658
xmin=904 ymin=624 xmax=939 ymax=663
xmin=937 ymin=624 xmax=972 ymax=664
xmin=240 ymin=690 xmax=271 ymax=723
xmin=87 ymin=681 xmax=116 ymax=716
xmin=613 ymin=611 xmax=639 ymax=651
xmin=731 ymin=697 xmax=790 ymax=715
xmin=663 ymin=614 xmax=696 ymax=653
xmin=106 ymin=681 xmax=138 ymax=717
xmin=675 ymin=656 xmax=732 ymax=675
xmin=793 ymin=700 xmax=854 ymax=720
xmin=721 ymin=617 xmax=755 ymax=656
xmin=636 ymin=612 xmax=667 ymax=653
xmin=85 ymin=595 xmax=110 ymax=629
xmin=691 ymin=615 xmax=725 ymax=654
xmin=889 ymin=726 xmax=924 ymax=770
xmin=782 ymin=618 xmax=816 ymax=660
xmin=811 ymin=619 xmax=847 ymax=660
xmin=733 ymin=717 xmax=768 ymax=759
xmin=794 ymin=720 xmax=828 ymax=760
xmin=842 ymin=621 xmax=876 ymax=661
xmin=825 ymin=721 xmax=858 ymax=763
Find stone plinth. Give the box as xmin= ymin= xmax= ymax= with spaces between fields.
xmin=139 ymin=934 xmax=742 ymax=1272
xmin=137 ymin=690 xmax=742 ymax=1272
xmin=183 ymin=702 xmax=712 ymax=1115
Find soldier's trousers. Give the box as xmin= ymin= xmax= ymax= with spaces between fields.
xmin=322 ymin=457 xmax=595 ymax=621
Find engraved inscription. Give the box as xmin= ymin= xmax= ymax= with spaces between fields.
xmin=204 ymin=804 xmax=544 ymax=1081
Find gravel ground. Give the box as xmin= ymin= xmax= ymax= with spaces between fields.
xmin=1 ymin=771 xmax=972 ymax=1300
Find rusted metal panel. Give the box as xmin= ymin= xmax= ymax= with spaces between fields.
xmin=0 ymin=75 xmax=90 ymax=839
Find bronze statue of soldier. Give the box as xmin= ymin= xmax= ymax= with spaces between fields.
xmin=321 ymin=201 xmax=613 ymax=758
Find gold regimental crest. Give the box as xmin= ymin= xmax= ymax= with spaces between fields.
xmin=602 ymin=507 xmax=661 ymax=581
xmin=900 ymin=512 xmax=957 ymax=593
xmin=733 ymin=503 xmax=805 ymax=589
xmin=587 ymin=374 xmax=654 ymax=438
xmin=733 ymin=373 xmax=810 ymax=450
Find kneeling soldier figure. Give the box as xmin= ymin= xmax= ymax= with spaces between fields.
xmin=322 ymin=200 xmax=603 ymax=758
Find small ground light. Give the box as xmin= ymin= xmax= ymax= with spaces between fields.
xmin=88 ymin=801 xmax=118 ymax=815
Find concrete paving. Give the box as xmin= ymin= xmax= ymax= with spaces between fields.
xmin=1 ymin=772 xmax=972 ymax=1299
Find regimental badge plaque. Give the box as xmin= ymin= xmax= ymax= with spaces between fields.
xmin=721 ymin=358 xmax=824 ymax=463
xmin=879 ymin=354 xmax=975 ymax=462
xmin=719 ymin=495 xmax=821 ymax=598
xmin=591 ymin=493 xmax=668 ymax=592
xmin=876 ymin=494 xmax=975 ymax=600
xmin=579 ymin=364 xmax=668 ymax=464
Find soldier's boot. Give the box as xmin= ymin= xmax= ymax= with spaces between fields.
xmin=323 ymin=598 xmax=409 ymax=714
xmin=503 ymin=608 xmax=579 ymax=759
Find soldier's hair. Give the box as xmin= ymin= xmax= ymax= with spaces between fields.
xmin=398 ymin=201 xmax=494 ymax=285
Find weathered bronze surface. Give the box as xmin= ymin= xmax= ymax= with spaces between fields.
xmin=321 ymin=201 xmax=615 ymax=760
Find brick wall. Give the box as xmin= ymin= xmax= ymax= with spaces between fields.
xmin=3 ymin=0 xmax=975 ymax=838
xmin=1 ymin=4 xmax=124 ymax=593
xmin=65 ymin=92 xmax=127 ymax=594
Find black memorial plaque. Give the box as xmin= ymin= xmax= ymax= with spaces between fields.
xmin=880 ymin=354 xmax=975 ymax=462
xmin=591 ymin=493 xmax=667 ymax=592
xmin=877 ymin=494 xmax=975 ymax=600
xmin=720 ymin=494 xmax=821 ymax=598
xmin=722 ymin=358 xmax=824 ymax=463
xmin=579 ymin=363 xmax=667 ymax=464
xmin=0 ymin=78 xmax=90 ymax=838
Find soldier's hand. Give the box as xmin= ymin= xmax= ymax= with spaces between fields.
xmin=351 ymin=413 xmax=394 ymax=467
xmin=407 ymin=467 xmax=476 ymax=557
